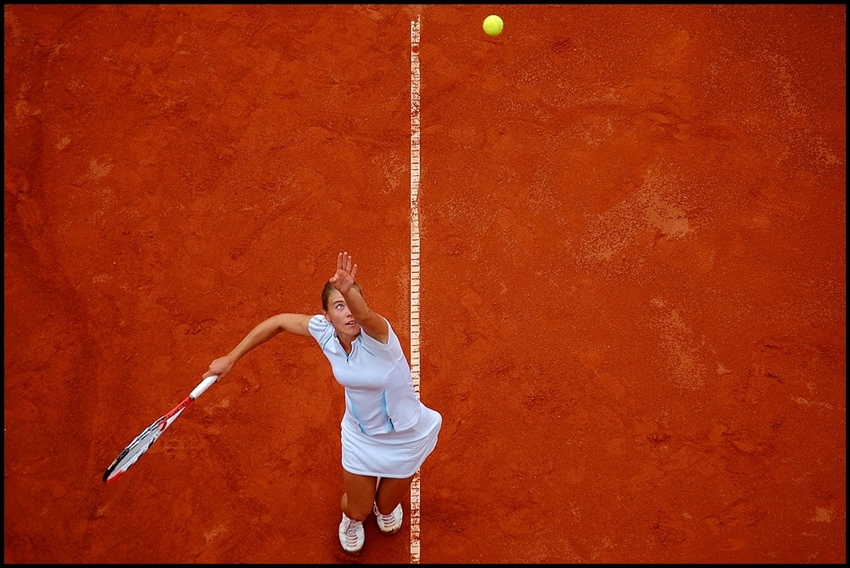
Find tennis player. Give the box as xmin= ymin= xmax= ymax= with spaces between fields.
xmin=203 ymin=252 xmax=442 ymax=554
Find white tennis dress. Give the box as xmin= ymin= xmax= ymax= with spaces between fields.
xmin=308 ymin=314 xmax=442 ymax=478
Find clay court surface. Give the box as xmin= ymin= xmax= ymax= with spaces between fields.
xmin=4 ymin=4 xmax=846 ymax=564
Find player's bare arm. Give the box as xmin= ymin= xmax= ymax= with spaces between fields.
xmin=203 ymin=313 xmax=312 ymax=380
xmin=330 ymin=252 xmax=389 ymax=344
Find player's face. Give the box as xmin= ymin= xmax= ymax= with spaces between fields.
xmin=324 ymin=290 xmax=361 ymax=338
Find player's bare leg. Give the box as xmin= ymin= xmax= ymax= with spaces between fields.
xmin=375 ymin=475 xmax=414 ymax=515
xmin=341 ymin=470 xmax=377 ymax=520
xmin=338 ymin=471 xmax=376 ymax=554
xmin=372 ymin=474 xmax=414 ymax=535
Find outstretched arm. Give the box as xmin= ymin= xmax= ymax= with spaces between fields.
xmin=329 ymin=251 xmax=389 ymax=344
xmin=203 ymin=313 xmax=312 ymax=381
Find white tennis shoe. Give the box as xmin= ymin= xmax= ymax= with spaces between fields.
xmin=373 ymin=502 xmax=403 ymax=535
xmin=338 ymin=512 xmax=365 ymax=554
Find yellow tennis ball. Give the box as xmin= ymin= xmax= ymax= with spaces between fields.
xmin=483 ymin=14 xmax=504 ymax=37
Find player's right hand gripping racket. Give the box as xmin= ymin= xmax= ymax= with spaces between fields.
xmin=102 ymin=375 xmax=219 ymax=483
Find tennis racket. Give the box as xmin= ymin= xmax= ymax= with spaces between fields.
xmin=102 ymin=374 xmax=219 ymax=483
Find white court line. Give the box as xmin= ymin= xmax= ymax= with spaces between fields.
xmin=409 ymin=14 xmax=422 ymax=565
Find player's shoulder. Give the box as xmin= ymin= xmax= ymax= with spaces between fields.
xmin=360 ymin=316 xmax=400 ymax=351
xmin=307 ymin=314 xmax=330 ymax=338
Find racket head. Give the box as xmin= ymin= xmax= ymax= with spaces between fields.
xmin=102 ymin=407 xmax=186 ymax=483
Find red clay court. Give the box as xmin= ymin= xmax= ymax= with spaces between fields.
xmin=4 ymin=4 xmax=845 ymax=563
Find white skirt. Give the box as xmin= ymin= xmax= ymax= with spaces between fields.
xmin=340 ymin=404 xmax=442 ymax=478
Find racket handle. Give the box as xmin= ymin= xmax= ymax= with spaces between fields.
xmin=191 ymin=375 xmax=219 ymax=400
